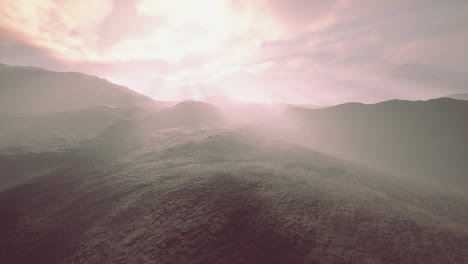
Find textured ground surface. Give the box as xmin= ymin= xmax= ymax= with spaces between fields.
xmin=1 ymin=125 xmax=468 ymax=264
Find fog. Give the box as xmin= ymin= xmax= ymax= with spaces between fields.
xmin=2 ymin=0 xmax=468 ymax=261
xmin=212 ymin=100 xmax=468 ymax=193
xmin=1 ymin=63 xmax=468 ymax=263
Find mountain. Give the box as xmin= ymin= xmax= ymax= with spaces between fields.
xmin=305 ymin=64 xmax=468 ymax=105
xmin=153 ymin=101 xmax=223 ymax=126
xmin=1 ymin=125 xmax=467 ymax=264
xmin=286 ymin=98 xmax=468 ymax=188
xmin=443 ymin=93 xmax=468 ymax=101
xmin=389 ymin=63 xmax=468 ymax=86
xmin=387 ymin=63 xmax=468 ymax=98
xmin=0 ymin=63 xmax=158 ymax=113
xmin=1 ymin=64 xmax=468 ymax=263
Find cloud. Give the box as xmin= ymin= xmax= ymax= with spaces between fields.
xmin=0 ymin=26 xmax=66 ymax=69
xmin=1 ymin=0 xmax=468 ymax=103
xmin=99 ymin=0 xmax=162 ymax=46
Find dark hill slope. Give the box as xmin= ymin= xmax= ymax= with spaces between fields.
xmin=1 ymin=126 xmax=467 ymax=264
xmin=286 ymin=98 xmax=468 ymax=187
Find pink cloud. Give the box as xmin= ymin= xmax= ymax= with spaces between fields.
xmin=1 ymin=0 xmax=468 ymax=103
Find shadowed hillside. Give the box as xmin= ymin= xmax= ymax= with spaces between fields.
xmin=286 ymin=98 xmax=468 ymax=188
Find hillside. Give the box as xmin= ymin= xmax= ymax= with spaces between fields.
xmin=0 ymin=63 xmax=158 ymax=113
xmin=286 ymin=98 xmax=468 ymax=188
xmin=1 ymin=124 xmax=468 ymax=264
xmin=0 ymin=106 xmax=143 ymax=154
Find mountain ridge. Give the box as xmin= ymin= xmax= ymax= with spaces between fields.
xmin=0 ymin=63 xmax=158 ymax=114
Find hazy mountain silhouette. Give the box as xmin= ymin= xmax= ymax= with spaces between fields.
xmin=287 ymin=98 xmax=468 ymax=188
xmin=443 ymin=93 xmax=468 ymax=100
xmin=153 ymin=101 xmax=223 ymax=126
xmin=389 ymin=63 xmax=468 ymax=86
xmin=387 ymin=63 xmax=468 ymax=98
xmin=0 ymin=63 xmax=158 ymax=114
xmin=298 ymin=63 xmax=468 ymax=106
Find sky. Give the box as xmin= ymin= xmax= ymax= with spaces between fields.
xmin=1 ymin=0 xmax=468 ymax=104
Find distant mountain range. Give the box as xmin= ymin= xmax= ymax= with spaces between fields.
xmin=388 ymin=63 xmax=468 ymax=99
xmin=389 ymin=63 xmax=468 ymax=88
xmin=0 ymin=63 xmax=158 ymax=114
xmin=443 ymin=93 xmax=468 ymax=100
xmin=313 ymin=63 xmax=468 ymax=105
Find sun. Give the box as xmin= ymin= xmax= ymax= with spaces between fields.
xmin=139 ymin=0 xmax=231 ymax=31
xmin=136 ymin=0 xmax=234 ymax=62
xmin=106 ymin=0 xmax=277 ymax=103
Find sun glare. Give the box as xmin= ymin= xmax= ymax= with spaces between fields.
xmin=138 ymin=0 xmax=233 ymax=61
xmin=0 ymin=0 xmax=282 ymax=103
xmin=129 ymin=0 xmax=273 ymax=102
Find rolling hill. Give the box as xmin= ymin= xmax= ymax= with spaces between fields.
xmin=1 ymin=122 xmax=468 ymax=264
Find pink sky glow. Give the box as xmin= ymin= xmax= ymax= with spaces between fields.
xmin=1 ymin=0 xmax=468 ymax=104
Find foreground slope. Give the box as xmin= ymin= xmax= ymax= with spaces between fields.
xmin=286 ymin=98 xmax=468 ymax=188
xmin=1 ymin=119 xmax=468 ymax=263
